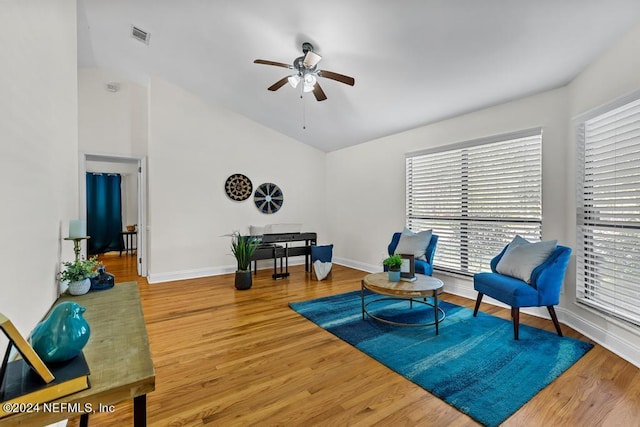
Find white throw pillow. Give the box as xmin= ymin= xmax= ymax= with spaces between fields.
xmin=402 ymin=227 xmax=415 ymax=236
xmin=313 ymin=260 xmax=332 ymax=281
xmin=249 ymin=225 xmax=265 ymax=236
xmin=395 ymin=229 xmax=432 ymax=261
xmin=496 ymin=235 xmax=557 ymax=284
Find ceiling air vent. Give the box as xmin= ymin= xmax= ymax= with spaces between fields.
xmin=131 ymin=25 xmax=150 ymax=45
xmin=106 ymin=82 xmax=120 ymax=92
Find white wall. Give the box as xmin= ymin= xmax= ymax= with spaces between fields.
xmin=78 ymin=68 xmax=148 ymax=157
xmin=147 ymin=78 xmax=327 ymax=282
xmin=569 ymin=24 xmax=640 ymax=116
xmin=0 ymin=1 xmax=78 ymax=346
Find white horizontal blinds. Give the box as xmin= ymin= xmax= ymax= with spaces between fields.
xmin=576 ymin=97 xmax=640 ymax=326
xmin=406 ymin=132 xmax=542 ymax=276
xmin=407 ymin=149 xmax=464 ymax=272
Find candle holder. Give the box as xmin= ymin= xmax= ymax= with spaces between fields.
xmin=64 ymin=237 xmax=90 ymax=261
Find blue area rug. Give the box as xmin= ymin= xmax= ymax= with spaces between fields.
xmin=289 ymin=290 xmax=593 ymax=426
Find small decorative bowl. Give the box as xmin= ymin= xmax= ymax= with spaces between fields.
xmin=126 ymin=225 xmax=136 ymax=232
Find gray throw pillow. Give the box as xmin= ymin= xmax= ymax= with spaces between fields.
xmin=496 ymin=235 xmax=557 ymax=284
xmin=395 ymin=229 xmax=432 ymax=261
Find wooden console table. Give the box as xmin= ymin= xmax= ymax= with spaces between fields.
xmin=0 ymin=281 xmax=155 ymax=426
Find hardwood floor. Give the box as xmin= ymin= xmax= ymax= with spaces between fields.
xmin=71 ymin=253 xmax=640 ymax=426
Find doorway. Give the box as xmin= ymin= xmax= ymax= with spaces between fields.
xmin=81 ymin=153 xmax=147 ymax=277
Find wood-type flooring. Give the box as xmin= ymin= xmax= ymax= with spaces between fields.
xmin=66 ymin=253 xmax=639 ymax=426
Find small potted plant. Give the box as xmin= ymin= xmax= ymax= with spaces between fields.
xmin=230 ymin=232 xmax=260 ymax=290
xmin=60 ymin=256 xmax=99 ymax=295
xmin=383 ymin=254 xmax=403 ymax=282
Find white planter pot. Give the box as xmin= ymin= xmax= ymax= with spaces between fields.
xmin=68 ymin=278 xmax=91 ymax=295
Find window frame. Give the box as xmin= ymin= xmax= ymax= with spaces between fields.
xmin=405 ymin=128 xmax=543 ymax=277
xmin=575 ymin=90 xmax=640 ymax=327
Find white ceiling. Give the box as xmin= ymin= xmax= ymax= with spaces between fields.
xmin=77 ymin=0 xmax=640 ymax=152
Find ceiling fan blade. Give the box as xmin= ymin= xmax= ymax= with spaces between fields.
xmin=267 ymin=77 xmax=289 ymax=91
xmin=254 ymin=59 xmax=294 ymax=69
xmin=303 ymin=51 xmax=322 ymax=68
xmin=312 ymin=82 xmax=327 ymax=102
xmin=319 ymin=70 xmax=355 ymax=86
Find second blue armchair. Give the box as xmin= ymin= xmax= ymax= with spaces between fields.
xmin=473 ymin=242 xmax=572 ymax=340
xmin=387 ymin=232 xmax=438 ymax=276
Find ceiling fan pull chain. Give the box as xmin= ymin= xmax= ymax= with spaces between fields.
xmin=302 ymin=88 xmax=307 ymax=130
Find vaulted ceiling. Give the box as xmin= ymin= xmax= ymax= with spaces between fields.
xmin=77 ymin=0 xmax=640 ymax=152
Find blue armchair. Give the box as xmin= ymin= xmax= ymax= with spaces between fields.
xmin=387 ymin=232 xmax=438 ymax=276
xmin=473 ymin=244 xmax=572 ymax=340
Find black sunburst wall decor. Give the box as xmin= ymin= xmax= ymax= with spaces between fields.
xmin=254 ymin=182 xmax=283 ymax=214
xmin=224 ymin=174 xmax=253 ymax=201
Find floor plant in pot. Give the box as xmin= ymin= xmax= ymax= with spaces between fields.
xmin=60 ymin=256 xmax=99 ymax=295
xmin=383 ymin=254 xmax=403 ymax=282
xmin=231 ymin=232 xmax=260 ymax=290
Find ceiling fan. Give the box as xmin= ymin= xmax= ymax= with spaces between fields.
xmin=254 ymin=42 xmax=355 ymax=102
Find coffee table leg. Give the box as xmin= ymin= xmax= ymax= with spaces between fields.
xmin=434 ymin=290 xmax=439 ymax=335
xmin=361 ymin=281 xmax=365 ymax=320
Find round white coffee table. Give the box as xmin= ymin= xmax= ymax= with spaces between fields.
xmin=361 ymin=272 xmax=445 ymax=334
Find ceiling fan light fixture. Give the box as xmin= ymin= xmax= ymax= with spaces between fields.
xmin=254 ymin=41 xmax=355 ymax=101
xmin=287 ymin=74 xmax=301 ymax=88
xmin=303 ymin=73 xmax=317 ymax=92
xmin=303 ymin=51 xmax=322 ymax=68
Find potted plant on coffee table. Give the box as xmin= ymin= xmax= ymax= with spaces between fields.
xmin=60 ymin=256 xmax=99 ymax=295
xmin=231 ymin=231 xmax=260 ymax=290
xmin=383 ymin=254 xmax=403 ymax=282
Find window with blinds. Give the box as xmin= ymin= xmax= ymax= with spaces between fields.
xmin=576 ymin=96 xmax=640 ymax=326
xmin=406 ymin=129 xmax=542 ymax=276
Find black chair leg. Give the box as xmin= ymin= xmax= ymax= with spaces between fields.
xmin=473 ymin=293 xmax=483 ymax=316
xmin=547 ymin=306 xmax=563 ymax=337
xmin=513 ymin=307 xmax=520 ymax=340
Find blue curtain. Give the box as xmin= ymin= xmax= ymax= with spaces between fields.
xmin=86 ymin=173 xmax=123 ymax=255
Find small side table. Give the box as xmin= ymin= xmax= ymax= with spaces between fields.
xmin=120 ymin=231 xmax=137 ymax=256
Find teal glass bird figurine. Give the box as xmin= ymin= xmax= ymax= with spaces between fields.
xmin=30 ymin=301 xmax=90 ymax=364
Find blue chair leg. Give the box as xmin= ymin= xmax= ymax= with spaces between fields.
xmin=512 ymin=307 xmax=520 ymax=340
xmin=547 ymin=306 xmax=563 ymax=337
xmin=476 ymin=294 xmax=560 ymax=340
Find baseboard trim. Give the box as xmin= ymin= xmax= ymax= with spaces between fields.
xmin=147 ymin=259 xmax=308 ymax=284
xmin=556 ymin=306 xmax=640 ymax=368
xmin=333 ymin=257 xmax=378 ymax=273
xmin=147 ymin=266 xmax=233 ymax=284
